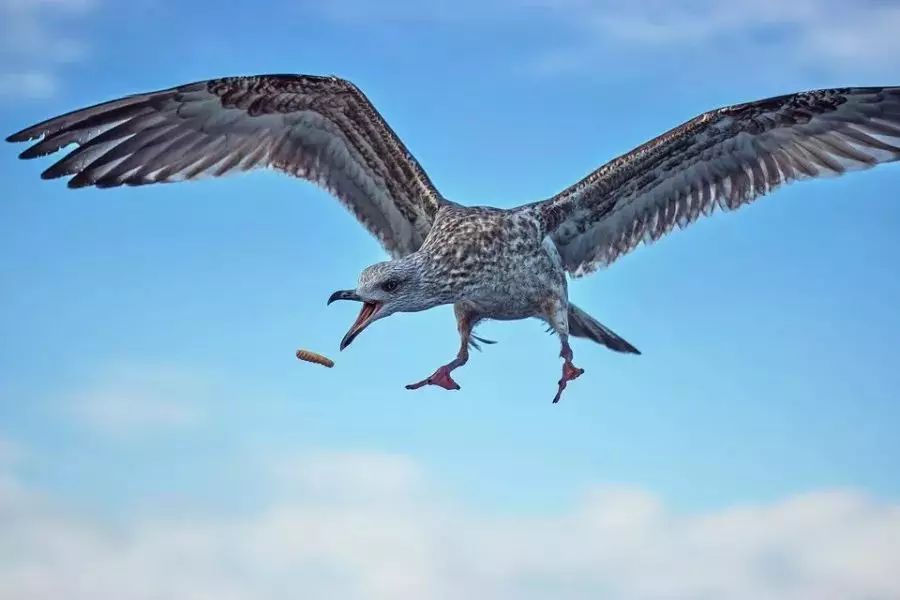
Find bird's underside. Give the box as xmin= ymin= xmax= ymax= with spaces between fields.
xmin=7 ymin=74 xmax=900 ymax=402
xmin=390 ymin=203 xmax=640 ymax=401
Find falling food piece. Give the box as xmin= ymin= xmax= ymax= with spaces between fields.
xmin=296 ymin=349 xmax=335 ymax=368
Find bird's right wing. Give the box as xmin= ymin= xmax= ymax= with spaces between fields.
xmin=7 ymin=74 xmax=445 ymax=257
xmin=538 ymin=86 xmax=900 ymax=276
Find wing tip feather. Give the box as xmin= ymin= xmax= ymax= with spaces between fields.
xmin=67 ymin=175 xmax=92 ymax=189
xmin=40 ymin=167 xmax=64 ymax=181
xmin=6 ymin=129 xmax=38 ymax=144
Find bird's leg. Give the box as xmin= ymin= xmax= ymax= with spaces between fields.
xmin=546 ymin=298 xmax=584 ymax=403
xmin=406 ymin=305 xmax=477 ymax=392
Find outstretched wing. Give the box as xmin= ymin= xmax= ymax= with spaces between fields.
xmin=539 ymin=86 xmax=900 ymax=276
xmin=7 ymin=74 xmax=444 ymax=257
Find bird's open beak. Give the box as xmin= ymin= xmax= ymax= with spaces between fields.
xmin=328 ymin=289 xmax=382 ymax=351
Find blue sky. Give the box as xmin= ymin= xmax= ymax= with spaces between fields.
xmin=2 ymin=0 xmax=900 ymax=597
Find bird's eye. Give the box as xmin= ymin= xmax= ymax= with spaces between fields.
xmin=382 ymin=279 xmax=399 ymax=292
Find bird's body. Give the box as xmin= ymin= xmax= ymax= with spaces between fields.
xmin=418 ymin=203 xmax=561 ymax=321
xmin=7 ymin=75 xmax=900 ymax=401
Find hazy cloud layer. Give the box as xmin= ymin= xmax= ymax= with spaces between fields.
xmin=4 ymin=0 xmax=896 ymax=98
xmin=0 ymin=0 xmax=95 ymax=99
xmin=1 ymin=448 xmax=898 ymax=600
xmin=67 ymin=364 xmax=208 ymax=435
xmin=549 ymin=0 xmax=900 ymax=76
xmin=315 ymin=0 xmax=900 ymax=79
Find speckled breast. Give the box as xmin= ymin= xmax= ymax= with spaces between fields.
xmin=421 ymin=205 xmax=566 ymax=319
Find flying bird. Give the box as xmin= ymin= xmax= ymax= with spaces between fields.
xmin=7 ymin=75 xmax=900 ymax=402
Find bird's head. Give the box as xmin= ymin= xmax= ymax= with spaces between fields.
xmin=328 ymin=257 xmax=441 ymax=350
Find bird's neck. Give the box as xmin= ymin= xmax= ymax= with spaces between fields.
xmin=406 ymin=251 xmax=460 ymax=309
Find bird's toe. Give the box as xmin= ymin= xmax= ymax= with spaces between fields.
xmin=563 ymin=362 xmax=584 ymax=382
xmin=552 ymin=361 xmax=584 ymax=403
xmin=405 ymin=365 xmax=461 ymax=391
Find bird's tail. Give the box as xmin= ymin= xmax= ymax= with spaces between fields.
xmin=568 ymin=304 xmax=641 ymax=355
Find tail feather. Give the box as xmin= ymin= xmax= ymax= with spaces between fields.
xmin=567 ymin=304 xmax=640 ymax=355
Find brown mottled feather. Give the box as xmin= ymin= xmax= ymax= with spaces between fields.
xmin=538 ymin=86 xmax=900 ymax=276
xmin=7 ymin=74 xmax=444 ymax=258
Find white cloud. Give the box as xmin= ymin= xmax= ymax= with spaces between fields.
xmin=0 ymin=448 xmax=898 ymax=600
xmin=572 ymin=0 xmax=900 ymax=70
xmin=0 ymin=0 xmax=96 ymax=100
xmin=0 ymin=71 xmax=58 ymax=99
xmin=315 ymin=0 xmax=900 ymax=79
xmin=0 ymin=437 xmax=23 ymax=467
xmin=68 ymin=364 xmax=206 ymax=435
xmin=314 ymin=0 xmax=561 ymax=22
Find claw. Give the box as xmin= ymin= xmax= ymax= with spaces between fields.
xmin=406 ymin=365 xmax=461 ymax=391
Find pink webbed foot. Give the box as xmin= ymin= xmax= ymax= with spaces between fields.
xmin=552 ymin=361 xmax=585 ymax=403
xmin=405 ymin=365 xmax=461 ymax=391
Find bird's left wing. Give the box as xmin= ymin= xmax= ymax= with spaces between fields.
xmin=538 ymin=87 xmax=900 ymax=276
xmin=7 ymin=74 xmax=444 ymax=257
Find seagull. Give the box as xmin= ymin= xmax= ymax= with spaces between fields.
xmin=7 ymin=75 xmax=900 ymax=402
